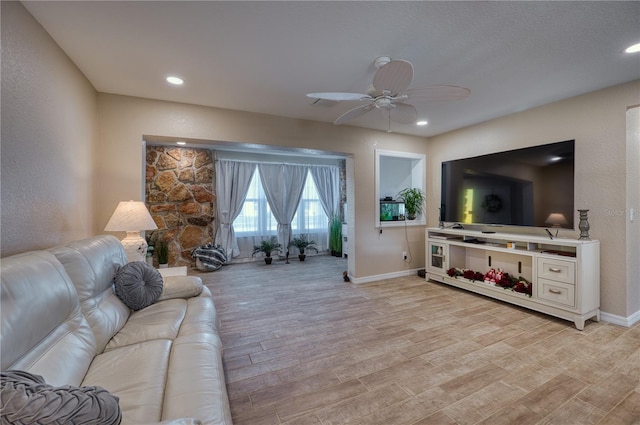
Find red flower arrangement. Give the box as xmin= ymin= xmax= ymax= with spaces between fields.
xmin=447 ymin=267 xmax=532 ymax=296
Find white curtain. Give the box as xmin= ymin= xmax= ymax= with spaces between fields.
xmin=310 ymin=166 xmax=341 ymax=219
xmin=258 ymin=163 xmax=308 ymax=252
xmin=214 ymin=160 xmax=256 ymax=259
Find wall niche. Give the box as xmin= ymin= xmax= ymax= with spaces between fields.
xmin=146 ymin=146 xmax=214 ymax=266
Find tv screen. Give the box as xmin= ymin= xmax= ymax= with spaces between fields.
xmin=441 ymin=140 xmax=575 ymax=229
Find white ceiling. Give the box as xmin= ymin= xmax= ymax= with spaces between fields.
xmin=23 ymin=1 xmax=640 ymax=137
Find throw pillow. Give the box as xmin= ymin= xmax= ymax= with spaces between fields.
xmin=156 ymin=276 xmax=203 ymax=301
xmin=1 ymin=370 xmax=122 ymax=424
xmin=114 ymin=261 xmax=163 ymax=311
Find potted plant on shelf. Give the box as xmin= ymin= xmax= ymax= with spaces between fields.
xmin=288 ymin=234 xmax=318 ymax=261
xmin=329 ymin=213 xmax=343 ymax=257
xmin=252 ymin=236 xmax=282 ymax=264
xmin=398 ymin=188 xmax=426 ymax=220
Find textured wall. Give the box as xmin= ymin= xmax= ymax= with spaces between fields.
xmin=146 ymin=146 xmax=214 ymax=266
xmin=1 ymin=2 xmax=97 ymax=257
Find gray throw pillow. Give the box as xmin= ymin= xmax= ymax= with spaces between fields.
xmin=114 ymin=261 xmax=163 ymax=311
xmin=1 ymin=370 xmax=122 ymax=425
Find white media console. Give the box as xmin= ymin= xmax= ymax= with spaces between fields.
xmin=425 ymin=227 xmax=600 ymax=330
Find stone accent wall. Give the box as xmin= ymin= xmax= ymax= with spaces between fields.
xmin=146 ymin=147 xmax=214 ymax=266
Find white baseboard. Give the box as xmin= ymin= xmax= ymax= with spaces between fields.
xmin=349 ymin=268 xmax=421 ymax=284
xmin=600 ymin=309 xmax=640 ymax=328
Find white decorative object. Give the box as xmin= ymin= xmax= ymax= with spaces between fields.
xmin=426 ymin=227 xmax=600 ymax=330
xmin=105 ymin=201 xmax=158 ymax=262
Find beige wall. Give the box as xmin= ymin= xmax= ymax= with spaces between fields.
xmin=429 ymin=81 xmax=640 ymax=318
xmin=626 ymin=106 xmax=640 ymax=318
xmin=1 ymin=1 xmax=98 ymax=256
xmin=96 ymin=94 xmax=429 ymax=279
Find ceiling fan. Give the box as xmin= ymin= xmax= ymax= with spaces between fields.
xmin=307 ymin=56 xmax=470 ymax=127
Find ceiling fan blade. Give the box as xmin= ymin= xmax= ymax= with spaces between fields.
xmin=402 ymin=85 xmax=471 ymax=102
xmin=389 ymin=102 xmax=417 ymax=124
xmin=334 ymin=104 xmax=375 ymax=125
xmin=373 ymin=60 xmax=413 ymax=95
xmin=306 ymin=92 xmax=371 ymax=102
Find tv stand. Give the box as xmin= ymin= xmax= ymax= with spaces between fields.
xmin=426 ymin=228 xmax=600 ymax=330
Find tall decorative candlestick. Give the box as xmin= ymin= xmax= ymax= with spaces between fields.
xmin=577 ymin=209 xmax=590 ymax=240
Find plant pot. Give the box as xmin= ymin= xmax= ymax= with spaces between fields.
xmin=332 ymin=251 xmax=342 ymax=257
xmin=264 ymin=257 xmax=273 ymax=265
xmin=407 ymin=214 xmax=416 ymax=221
xmin=159 ymin=263 xmax=168 ymax=269
xmin=298 ymin=254 xmax=306 ymax=261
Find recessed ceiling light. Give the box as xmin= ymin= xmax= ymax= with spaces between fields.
xmin=166 ymin=76 xmax=184 ymax=85
xmin=416 ymin=120 xmax=428 ymax=126
xmin=625 ymin=42 xmax=640 ymax=53
xmin=176 ymin=141 xmax=186 ymax=146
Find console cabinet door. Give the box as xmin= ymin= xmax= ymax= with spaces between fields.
xmin=428 ymin=242 xmax=448 ymax=273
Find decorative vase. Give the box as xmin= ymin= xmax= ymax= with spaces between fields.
xmin=265 ymin=257 xmax=273 ymax=265
xmin=299 ymin=254 xmax=306 ymax=261
xmin=578 ymin=209 xmax=590 ymax=240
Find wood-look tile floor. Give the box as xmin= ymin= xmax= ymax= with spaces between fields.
xmin=195 ymin=255 xmax=640 ymax=425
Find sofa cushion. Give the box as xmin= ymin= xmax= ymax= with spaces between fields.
xmin=0 ymin=370 xmax=121 ymax=425
xmin=162 ymin=334 xmax=232 ymax=424
xmin=105 ymin=299 xmax=186 ymax=351
xmin=82 ymin=339 xmax=172 ymax=424
xmin=0 ymin=251 xmax=97 ymax=387
xmin=114 ymin=261 xmax=163 ymax=311
xmin=49 ymin=235 xmax=130 ymax=353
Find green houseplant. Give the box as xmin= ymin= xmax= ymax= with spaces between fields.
xmin=252 ymin=236 xmax=282 ymax=264
xmin=398 ymin=188 xmax=426 ymax=220
xmin=288 ymin=234 xmax=318 ymax=261
xmin=329 ymin=213 xmax=343 ymax=257
xmin=155 ymin=240 xmax=169 ymax=268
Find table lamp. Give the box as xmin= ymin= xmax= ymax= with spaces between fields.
xmin=105 ymin=201 xmax=158 ymax=262
xmin=545 ymin=213 xmax=568 ymax=237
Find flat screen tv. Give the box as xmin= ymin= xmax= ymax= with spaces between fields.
xmin=440 ymin=140 xmax=575 ymax=229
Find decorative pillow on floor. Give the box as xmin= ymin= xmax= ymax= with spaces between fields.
xmin=114 ymin=261 xmax=163 ymax=311
xmin=1 ymin=370 xmax=122 ymax=425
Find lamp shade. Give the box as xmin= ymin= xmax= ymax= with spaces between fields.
xmin=105 ymin=201 xmax=158 ymax=232
xmin=545 ymin=213 xmax=568 ymax=227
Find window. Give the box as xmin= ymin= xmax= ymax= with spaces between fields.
xmin=292 ymin=172 xmax=328 ymax=233
xmin=234 ymin=170 xmax=328 ymax=237
xmin=233 ymin=171 xmax=278 ymax=236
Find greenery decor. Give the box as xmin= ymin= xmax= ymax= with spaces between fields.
xmin=398 ymin=188 xmax=426 ymax=220
xmin=155 ymin=240 xmax=169 ymax=266
xmin=289 ymin=234 xmax=318 ymax=261
xmin=252 ymin=236 xmax=282 ymax=264
xmin=329 ymin=212 xmax=343 ymax=257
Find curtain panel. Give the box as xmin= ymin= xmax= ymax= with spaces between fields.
xmin=214 ymin=160 xmax=256 ymax=259
xmin=258 ymin=163 xmax=308 ymax=251
xmin=310 ymin=166 xmax=341 ymax=219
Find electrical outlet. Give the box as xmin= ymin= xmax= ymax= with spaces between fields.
xmin=402 ymin=251 xmax=407 ymax=260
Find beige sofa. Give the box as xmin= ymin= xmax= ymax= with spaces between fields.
xmin=0 ymin=235 xmax=232 ymax=424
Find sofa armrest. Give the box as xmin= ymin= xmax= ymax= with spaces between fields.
xmin=150 ymin=419 xmax=202 ymax=425
xmin=156 ymin=276 xmax=203 ymax=301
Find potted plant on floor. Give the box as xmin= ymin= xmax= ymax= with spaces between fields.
xmin=398 ymin=187 xmax=426 ymax=220
xmin=329 ymin=213 xmax=343 ymax=257
xmin=252 ymin=236 xmax=282 ymax=264
xmin=288 ymin=234 xmax=318 ymax=261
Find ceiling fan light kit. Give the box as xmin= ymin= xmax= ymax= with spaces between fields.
xmin=306 ymin=56 xmax=470 ymax=129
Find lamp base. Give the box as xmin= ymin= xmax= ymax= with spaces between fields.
xmin=121 ymin=231 xmax=148 ymax=262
